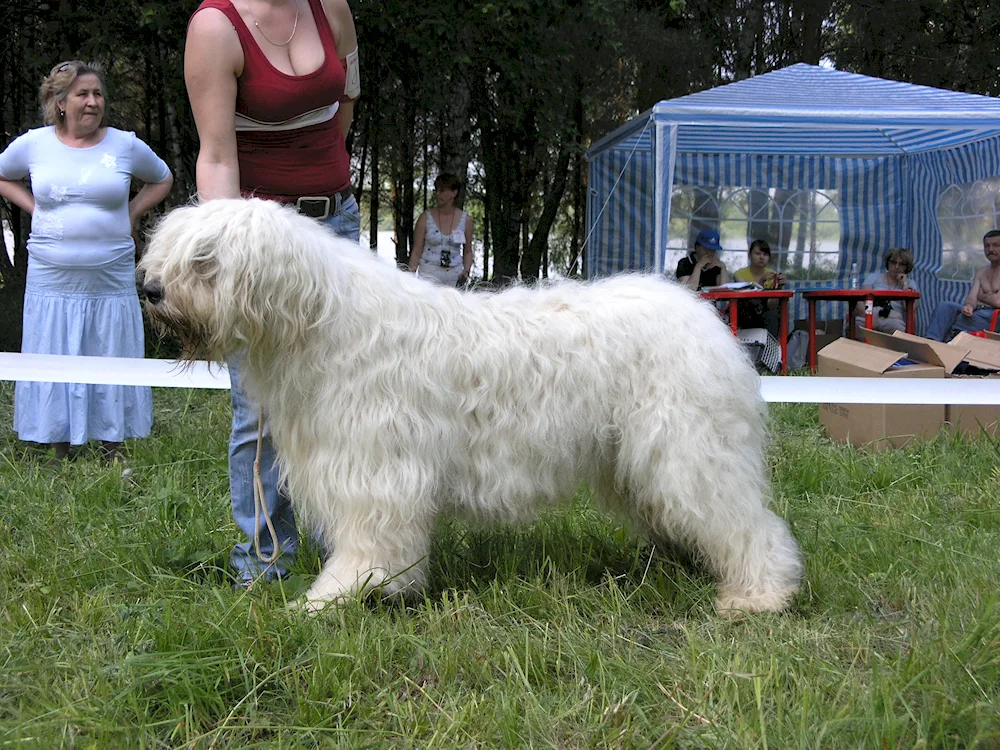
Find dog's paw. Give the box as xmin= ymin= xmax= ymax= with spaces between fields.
xmin=289 ymin=588 xmax=355 ymax=614
xmin=715 ymin=587 xmax=797 ymax=617
xmin=288 ymin=596 xmax=335 ymax=614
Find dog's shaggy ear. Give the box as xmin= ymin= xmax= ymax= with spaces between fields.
xmin=146 ymin=203 xmax=223 ymax=283
xmin=190 ymin=252 xmax=218 ymax=282
xmin=211 ymin=200 xmax=344 ymax=351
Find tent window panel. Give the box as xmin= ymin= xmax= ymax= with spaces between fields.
xmin=667 ymin=186 xmax=841 ymax=282
xmin=936 ymin=178 xmax=1000 ymax=281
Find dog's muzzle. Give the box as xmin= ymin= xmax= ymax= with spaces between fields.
xmin=135 ymin=268 xmax=163 ymax=305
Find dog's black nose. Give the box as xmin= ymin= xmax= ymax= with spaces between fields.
xmin=139 ymin=282 xmax=163 ymax=305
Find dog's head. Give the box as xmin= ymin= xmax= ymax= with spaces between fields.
xmin=138 ymin=198 xmax=344 ymax=362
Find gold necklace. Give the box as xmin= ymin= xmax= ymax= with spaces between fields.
xmin=247 ymin=0 xmax=299 ymax=47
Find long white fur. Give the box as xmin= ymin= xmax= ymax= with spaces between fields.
xmin=139 ymin=198 xmax=803 ymax=614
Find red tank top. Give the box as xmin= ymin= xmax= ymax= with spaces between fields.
xmin=192 ymin=0 xmax=350 ymax=200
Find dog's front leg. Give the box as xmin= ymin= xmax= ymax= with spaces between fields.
xmin=298 ymin=506 xmax=433 ymax=611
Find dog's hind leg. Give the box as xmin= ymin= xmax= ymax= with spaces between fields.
xmin=649 ymin=476 xmax=801 ymax=614
xmin=697 ymin=496 xmax=802 ymax=616
xmin=618 ymin=426 xmax=802 ymax=615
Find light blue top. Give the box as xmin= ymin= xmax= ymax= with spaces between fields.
xmin=861 ymin=270 xmax=918 ymax=318
xmin=0 ymin=126 xmax=170 ymax=269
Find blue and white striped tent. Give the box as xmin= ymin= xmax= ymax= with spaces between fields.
xmin=585 ymin=63 xmax=1000 ymax=329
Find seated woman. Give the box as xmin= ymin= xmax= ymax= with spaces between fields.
xmin=732 ymin=239 xmax=786 ymax=336
xmin=853 ymin=248 xmax=918 ymax=339
xmin=676 ymin=228 xmax=729 ymax=290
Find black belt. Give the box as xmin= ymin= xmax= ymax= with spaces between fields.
xmin=293 ymin=188 xmax=353 ymax=219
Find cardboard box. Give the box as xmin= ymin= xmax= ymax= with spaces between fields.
xmin=948 ymin=403 xmax=1000 ymax=437
xmin=820 ymin=329 xmax=1000 ymax=444
xmin=944 ymin=332 xmax=1000 ymax=437
xmin=949 ymin=332 xmax=1000 ymax=370
xmin=818 ymin=329 xmax=965 ymax=450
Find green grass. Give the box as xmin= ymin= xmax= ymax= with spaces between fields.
xmin=1 ymin=382 xmax=999 ymax=748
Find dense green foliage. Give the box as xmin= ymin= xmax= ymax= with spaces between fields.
xmin=3 ymin=2 xmax=1000 ymax=281
xmin=2 ymin=1 xmax=1000 ymax=348
xmin=1 ymin=383 xmax=999 ymax=746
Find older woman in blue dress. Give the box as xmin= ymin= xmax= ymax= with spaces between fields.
xmin=0 ymin=61 xmax=173 ymax=466
xmin=408 ymin=173 xmax=473 ymax=286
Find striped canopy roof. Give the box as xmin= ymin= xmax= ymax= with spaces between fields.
xmin=589 ymin=64 xmax=1000 ymax=157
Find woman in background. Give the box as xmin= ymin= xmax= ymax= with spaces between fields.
xmin=0 ymin=60 xmax=172 ymax=467
xmin=853 ymin=248 xmax=918 ymax=338
xmin=408 ymin=173 xmax=473 ymax=286
xmin=733 ymin=239 xmax=785 ymax=335
xmin=733 ymin=239 xmax=785 ymax=290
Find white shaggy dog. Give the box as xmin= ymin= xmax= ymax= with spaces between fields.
xmin=138 ymin=199 xmax=802 ymax=614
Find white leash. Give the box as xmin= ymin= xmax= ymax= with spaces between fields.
xmin=252 ymin=407 xmax=281 ymax=565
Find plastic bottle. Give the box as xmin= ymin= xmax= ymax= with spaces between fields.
xmin=850 ymin=262 xmax=859 ymax=289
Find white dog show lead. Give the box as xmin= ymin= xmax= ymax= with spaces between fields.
xmin=252 ymin=407 xmax=281 ymax=566
xmin=3 ymin=352 xmax=1000 ymax=404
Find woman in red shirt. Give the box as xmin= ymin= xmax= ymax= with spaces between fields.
xmin=184 ymin=0 xmax=361 ymax=588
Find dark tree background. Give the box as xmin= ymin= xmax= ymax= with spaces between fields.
xmin=2 ymin=0 xmax=999 ymax=350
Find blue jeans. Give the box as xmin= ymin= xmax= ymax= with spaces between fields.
xmin=229 ymin=195 xmax=361 ymax=582
xmin=924 ymin=301 xmax=994 ymax=342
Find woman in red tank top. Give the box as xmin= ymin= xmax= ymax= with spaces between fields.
xmin=186 ymin=0 xmax=358 ymax=202
xmin=184 ymin=0 xmax=362 ymax=587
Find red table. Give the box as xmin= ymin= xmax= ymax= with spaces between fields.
xmin=800 ymin=288 xmax=921 ymax=372
xmin=700 ymin=289 xmax=794 ymax=374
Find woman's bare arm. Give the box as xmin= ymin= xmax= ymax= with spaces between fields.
xmin=185 ymin=9 xmax=243 ymax=200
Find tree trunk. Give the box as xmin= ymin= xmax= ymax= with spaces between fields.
xmin=440 ymin=77 xmax=473 ymax=189
xmin=482 ymin=129 xmax=524 ymax=285
xmin=164 ymin=100 xmax=185 ymax=197
xmin=733 ymin=0 xmax=765 ymax=80
xmin=0 ymin=14 xmax=28 ymax=351
xmin=521 ymin=138 xmax=572 ymax=281
xmin=748 ymin=188 xmax=774 ymax=248
xmin=370 ymin=132 xmax=381 ymax=255
xmin=355 ymin=101 xmax=370 ymax=206
xmin=144 ymin=40 xmax=153 ymax=144
xmin=482 ymin=199 xmax=491 ymax=281
xmin=567 ymin=148 xmax=584 ymax=277
xmin=391 ymin=91 xmax=417 ymax=266
xmin=0 ymin=205 xmax=28 ymax=352
xmin=798 ymin=0 xmax=830 ymax=65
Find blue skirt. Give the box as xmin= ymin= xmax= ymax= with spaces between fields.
xmin=14 ymin=256 xmax=152 ymax=445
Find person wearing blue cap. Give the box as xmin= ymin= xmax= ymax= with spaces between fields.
xmin=676 ymin=228 xmax=730 ymax=291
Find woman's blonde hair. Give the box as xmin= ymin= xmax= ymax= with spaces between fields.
xmin=40 ymin=60 xmax=109 ymax=127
